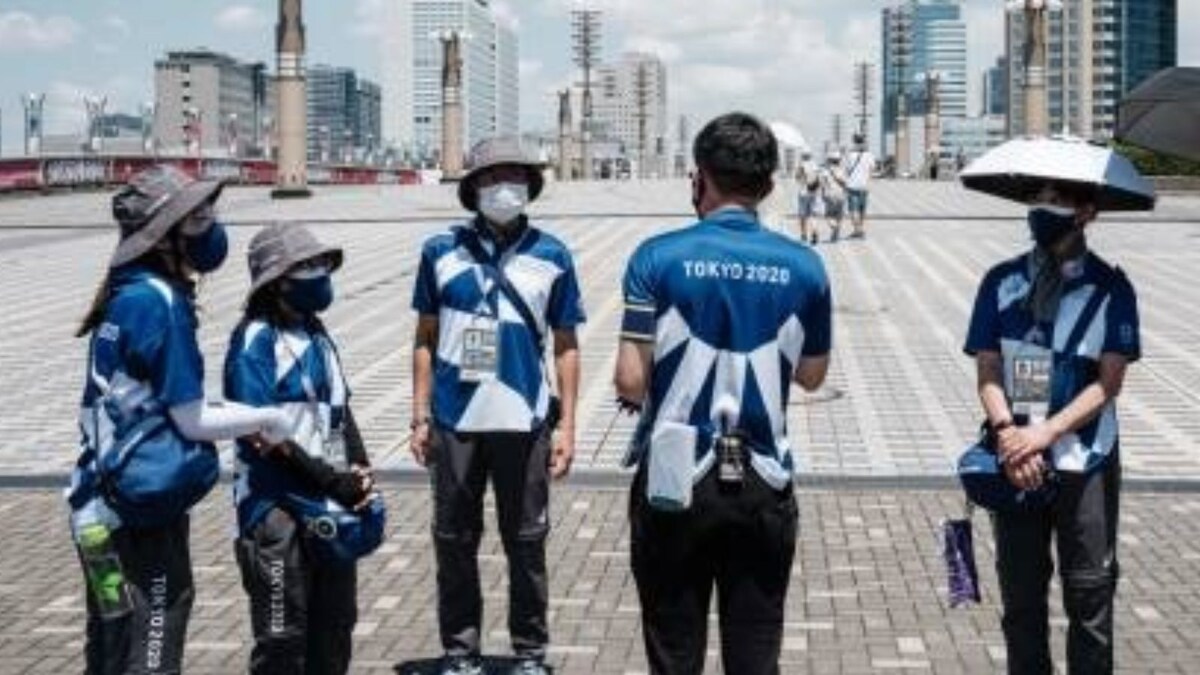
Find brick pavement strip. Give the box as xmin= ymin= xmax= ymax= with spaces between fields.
xmin=0 ymin=485 xmax=1197 ymax=674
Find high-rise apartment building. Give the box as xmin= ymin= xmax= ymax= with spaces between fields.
xmin=983 ymin=56 xmax=1008 ymax=117
xmin=592 ymin=52 xmax=668 ymax=178
xmin=154 ymin=49 xmax=272 ymax=155
xmin=380 ymin=0 xmax=519 ymax=160
xmin=881 ymin=1 xmax=968 ymax=148
xmin=1006 ymin=0 xmax=1176 ymax=139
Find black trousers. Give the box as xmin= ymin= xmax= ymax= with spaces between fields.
xmin=79 ymin=515 xmax=194 ymax=675
xmin=630 ymin=465 xmax=799 ymax=675
xmin=993 ymin=453 xmax=1121 ymax=675
xmin=235 ymin=507 xmax=358 ymax=675
xmin=429 ymin=425 xmax=551 ymax=659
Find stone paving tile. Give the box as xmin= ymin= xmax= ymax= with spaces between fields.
xmin=1 ymin=182 xmax=1199 ymax=479
xmin=0 ymin=485 xmax=1198 ymax=673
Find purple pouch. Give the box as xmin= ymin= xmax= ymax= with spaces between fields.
xmin=942 ymin=516 xmax=981 ymax=607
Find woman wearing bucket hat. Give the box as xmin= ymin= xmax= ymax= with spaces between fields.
xmin=68 ymin=165 xmax=296 ymax=674
xmin=962 ymin=178 xmax=1143 ymax=674
xmin=225 ymin=223 xmax=382 ymax=674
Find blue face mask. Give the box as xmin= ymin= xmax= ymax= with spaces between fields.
xmin=283 ymin=274 xmax=334 ymax=314
xmin=183 ymin=221 xmax=228 ymax=273
xmin=1027 ymin=205 xmax=1078 ymax=250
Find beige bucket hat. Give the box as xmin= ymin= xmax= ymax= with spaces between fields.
xmin=110 ymin=165 xmax=224 ymax=268
xmin=246 ymin=223 xmax=344 ymax=300
xmin=458 ymin=135 xmax=546 ymax=212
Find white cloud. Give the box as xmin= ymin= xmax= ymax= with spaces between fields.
xmin=0 ymin=11 xmax=80 ymax=51
xmin=104 ymin=15 xmax=131 ymax=36
xmin=215 ymin=5 xmax=271 ymax=32
xmin=351 ymin=0 xmax=387 ymax=37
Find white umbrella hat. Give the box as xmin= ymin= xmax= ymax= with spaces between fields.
xmin=959 ymin=136 xmax=1155 ymax=212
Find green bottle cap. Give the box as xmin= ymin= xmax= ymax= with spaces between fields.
xmin=78 ymin=524 xmax=109 ymax=549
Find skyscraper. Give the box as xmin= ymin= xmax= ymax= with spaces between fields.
xmin=881 ymin=1 xmax=967 ymax=156
xmin=380 ymin=0 xmax=519 ymax=160
xmin=592 ymin=52 xmax=668 ymax=178
xmin=983 ymin=56 xmax=1008 ymax=118
xmin=1006 ymin=0 xmax=1177 ymax=139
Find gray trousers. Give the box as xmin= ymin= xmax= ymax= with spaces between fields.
xmin=235 ymin=507 xmax=358 ymax=675
xmin=80 ymin=516 xmax=194 ymax=675
xmin=993 ymin=452 xmax=1121 ymax=675
xmin=429 ymin=425 xmax=551 ymax=659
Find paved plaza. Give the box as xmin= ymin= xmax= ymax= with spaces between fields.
xmin=0 ymin=180 xmax=1198 ymax=672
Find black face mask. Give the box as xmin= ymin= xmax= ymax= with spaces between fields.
xmin=691 ymin=173 xmax=706 ymax=218
xmin=1027 ymin=207 xmax=1078 ymax=250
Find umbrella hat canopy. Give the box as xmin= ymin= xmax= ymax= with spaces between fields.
xmin=959 ymin=136 xmax=1155 ymax=212
xmin=1116 ymin=67 xmax=1200 ymax=163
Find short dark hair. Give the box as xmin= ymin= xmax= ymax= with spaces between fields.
xmin=693 ymin=112 xmax=778 ymax=198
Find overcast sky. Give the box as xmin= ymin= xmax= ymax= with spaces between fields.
xmin=0 ymin=0 xmax=1196 ymax=155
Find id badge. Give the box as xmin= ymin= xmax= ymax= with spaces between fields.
xmin=1010 ymin=345 xmax=1052 ymax=422
xmin=324 ymin=428 xmax=347 ymax=468
xmin=460 ymin=318 xmax=500 ymax=383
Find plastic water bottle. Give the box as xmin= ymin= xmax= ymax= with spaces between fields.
xmin=74 ymin=502 xmax=132 ymax=618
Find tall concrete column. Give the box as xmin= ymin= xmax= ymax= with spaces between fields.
xmin=556 ymin=89 xmax=573 ymax=180
xmin=1022 ymin=3 xmax=1049 ymax=136
xmin=438 ymin=31 xmax=465 ymax=181
xmin=273 ymin=0 xmax=310 ymax=199
xmin=922 ymin=72 xmax=941 ymax=178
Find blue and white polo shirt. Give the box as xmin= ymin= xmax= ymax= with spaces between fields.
xmin=71 ymin=266 xmax=208 ymax=508
xmin=412 ymin=220 xmax=586 ymax=433
xmin=621 ymin=207 xmax=833 ymax=490
xmin=964 ymin=250 xmax=1140 ymax=473
xmin=77 ymin=266 xmax=207 ymax=458
xmin=224 ymin=320 xmax=350 ymax=532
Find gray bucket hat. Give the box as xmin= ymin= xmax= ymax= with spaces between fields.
xmin=458 ymin=136 xmax=546 ymax=212
xmin=110 ymin=165 xmax=224 ymax=268
xmin=246 ymin=223 xmax=344 ymax=300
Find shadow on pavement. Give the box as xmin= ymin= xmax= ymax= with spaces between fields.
xmin=395 ymin=656 xmax=555 ymax=674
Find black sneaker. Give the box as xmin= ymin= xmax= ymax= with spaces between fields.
xmin=441 ymin=656 xmax=483 ymax=675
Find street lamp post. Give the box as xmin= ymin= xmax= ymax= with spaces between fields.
xmin=84 ymin=95 xmax=108 ymax=154
xmin=140 ymin=102 xmax=156 ymax=156
xmin=22 ymin=93 xmax=45 ymax=157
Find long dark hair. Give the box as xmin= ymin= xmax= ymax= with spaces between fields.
xmin=76 ymin=234 xmax=198 ymax=338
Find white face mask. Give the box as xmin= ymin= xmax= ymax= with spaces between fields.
xmin=478 ymin=182 xmax=529 ymax=226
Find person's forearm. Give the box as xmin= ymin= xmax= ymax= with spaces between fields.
xmin=976 ymin=353 xmax=1012 ymax=427
xmin=169 ymin=399 xmax=279 ymax=442
xmin=555 ymin=347 xmax=580 ymax=431
xmin=412 ymin=346 xmax=433 ymax=421
xmin=1045 ymin=382 xmax=1109 ymax=442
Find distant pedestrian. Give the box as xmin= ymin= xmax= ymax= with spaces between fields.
xmin=795 ymin=150 xmax=821 ymax=245
xmin=844 ymin=133 xmax=877 ymax=239
xmin=819 ymin=152 xmax=847 ymax=242
xmin=615 ymin=112 xmax=832 ymax=674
